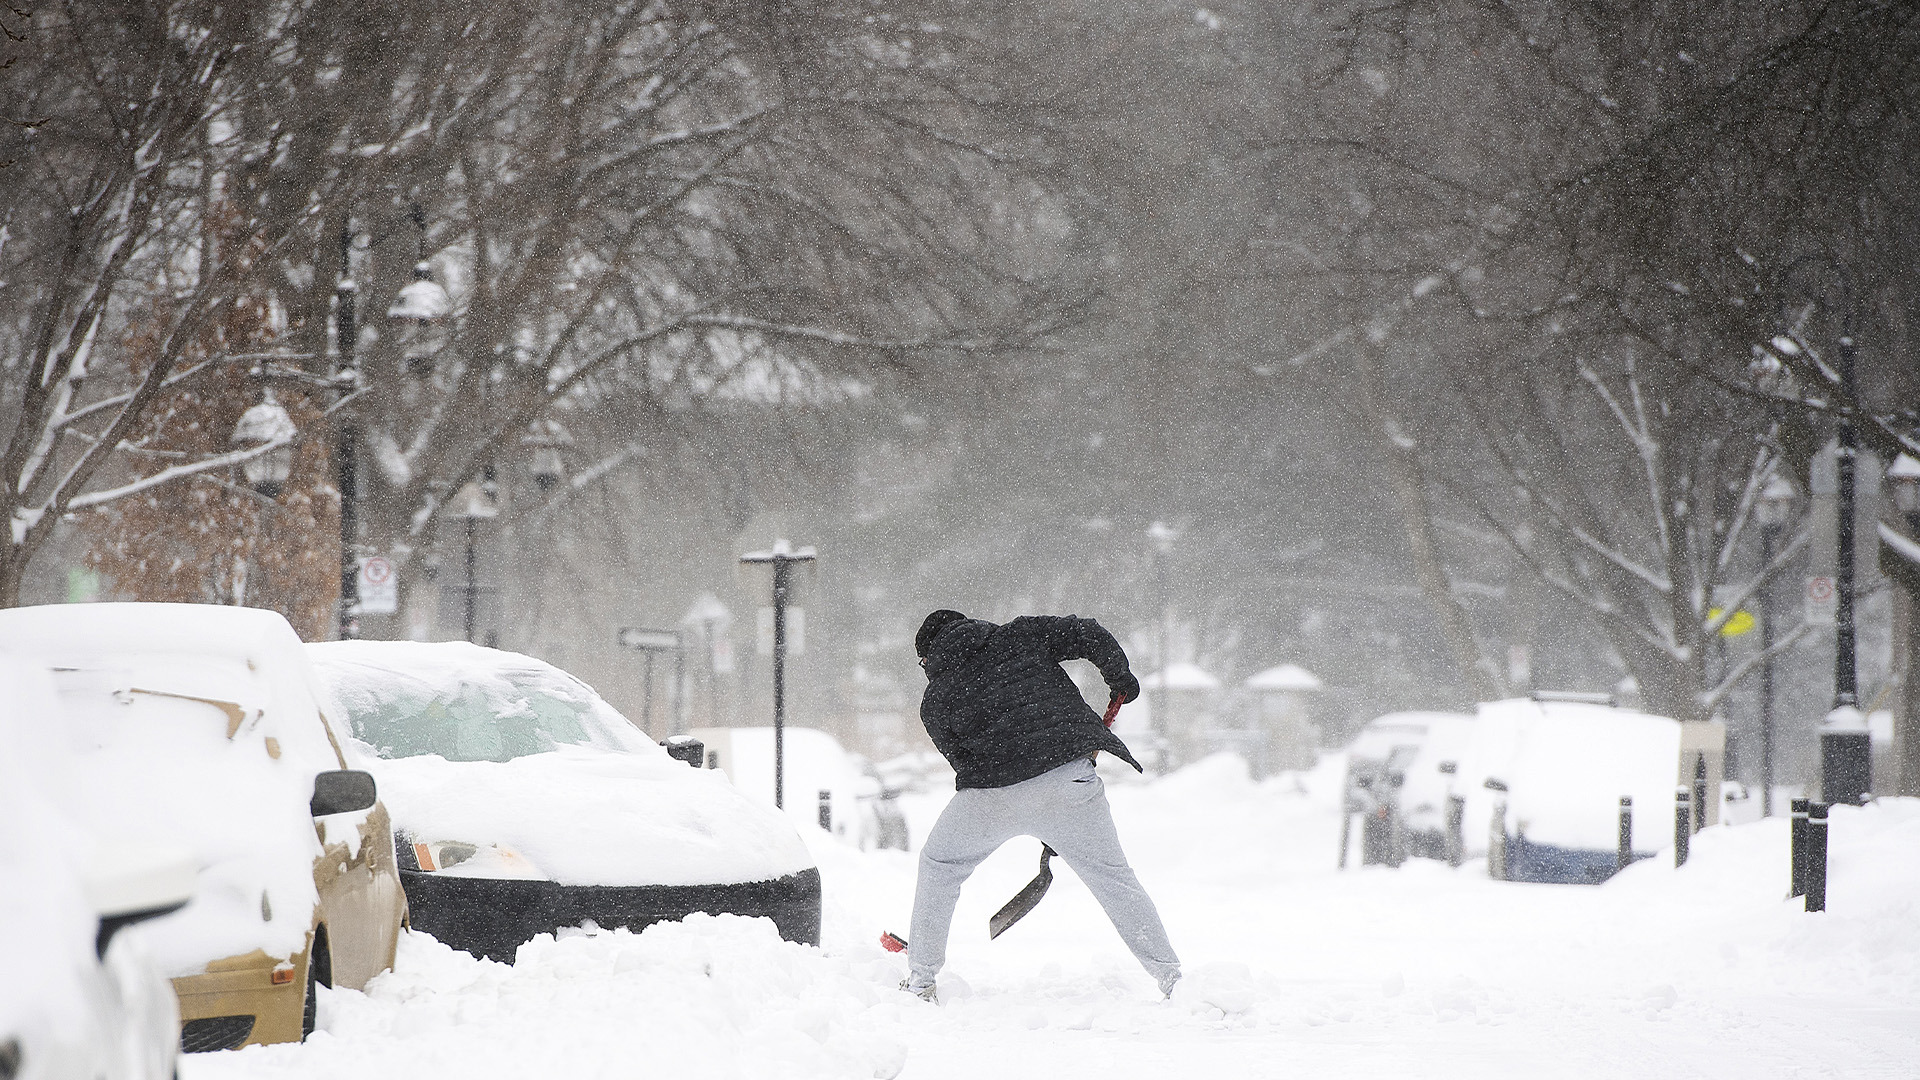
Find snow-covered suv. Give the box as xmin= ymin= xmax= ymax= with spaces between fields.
xmin=0 ymin=604 xmax=408 ymax=1052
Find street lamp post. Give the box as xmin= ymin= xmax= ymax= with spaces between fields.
xmin=456 ymin=471 xmax=498 ymax=643
xmin=1755 ymin=475 xmax=1796 ymax=817
xmin=1781 ymin=256 xmax=1870 ymax=804
xmin=335 ymin=226 xmax=360 ymax=639
xmin=740 ymin=539 xmax=816 ymax=809
xmin=1888 ymin=455 xmax=1920 ymax=798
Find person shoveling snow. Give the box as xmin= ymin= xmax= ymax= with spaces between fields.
xmin=898 ymin=610 xmax=1181 ymax=1004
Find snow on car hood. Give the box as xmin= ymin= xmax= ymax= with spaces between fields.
xmin=371 ymin=744 xmax=815 ymax=887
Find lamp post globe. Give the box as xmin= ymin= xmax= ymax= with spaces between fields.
xmin=231 ymin=391 xmax=296 ymax=497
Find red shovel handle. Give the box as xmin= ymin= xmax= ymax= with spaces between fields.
xmin=1103 ymin=695 xmax=1122 ymax=727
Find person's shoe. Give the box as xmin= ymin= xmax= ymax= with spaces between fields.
xmin=898 ymin=977 xmax=939 ymax=1004
xmin=1157 ymin=970 xmax=1181 ymax=999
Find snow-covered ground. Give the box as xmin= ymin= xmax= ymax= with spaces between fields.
xmin=184 ymin=754 xmax=1920 ymax=1080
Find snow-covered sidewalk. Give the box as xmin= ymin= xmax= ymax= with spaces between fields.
xmin=184 ymin=756 xmax=1920 ymax=1080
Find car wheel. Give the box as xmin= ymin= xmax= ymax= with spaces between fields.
xmin=300 ymin=928 xmax=332 ymax=1041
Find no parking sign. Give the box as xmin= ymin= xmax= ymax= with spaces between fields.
xmin=355 ymin=555 xmax=398 ymax=615
xmin=1805 ymin=575 xmax=1835 ymax=626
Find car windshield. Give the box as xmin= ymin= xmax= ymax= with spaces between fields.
xmin=330 ymin=665 xmax=647 ymax=763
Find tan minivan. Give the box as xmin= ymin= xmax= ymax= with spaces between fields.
xmin=0 ymin=604 xmax=407 ymax=1052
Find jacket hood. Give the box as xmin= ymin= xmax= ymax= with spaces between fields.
xmin=923 ymin=618 xmax=994 ymax=676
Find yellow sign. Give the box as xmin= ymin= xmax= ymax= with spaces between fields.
xmin=1708 ymin=607 xmax=1755 ymax=638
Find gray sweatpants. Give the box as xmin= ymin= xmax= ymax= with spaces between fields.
xmin=907 ymin=756 xmax=1180 ymax=990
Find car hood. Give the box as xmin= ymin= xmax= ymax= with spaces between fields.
xmin=370 ymin=745 xmax=814 ymax=887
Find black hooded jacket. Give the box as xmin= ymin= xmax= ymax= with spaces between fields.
xmin=919 ymin=615 xmax=1143 ymax=790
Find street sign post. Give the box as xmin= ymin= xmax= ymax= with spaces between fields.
xmin=354 ymin=555 xmax=398 ymax=615
xmin=616 ymin=627 xmax=684 ymax=736
xmin=1806 ymin=576 xmax=1837 ymax=627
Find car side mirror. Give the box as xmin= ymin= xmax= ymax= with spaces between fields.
xmin=311 ymin=769 xmax=377 ymax=816
xmin=80 ymin=844 xmax=196 ymax=959
xmin=660 ymin=735 xmax=705 ymax=768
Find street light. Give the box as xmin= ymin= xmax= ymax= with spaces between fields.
xmin=456 ymin=469 xmax=498 ymax=644
xmin=523 ymin=418 xmax=573 ymax=492
xmin=1754 ymin=475 xmax=1796 ymax=817
xmin=387 ymin=261 xmax=452 ymax=323
xmin=231 ymin=391 xmax=295 ymax=497
xmin=740 ymin=539 xmax=816 ymax=809
xmin=1890 ymin=454 xmax=1920 ymax=800
xmin=1780 ymin=255 xmax=1869 ymax=803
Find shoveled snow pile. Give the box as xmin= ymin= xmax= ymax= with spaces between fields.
xmin=184 ymin=753 xmax=1920 ymax=1080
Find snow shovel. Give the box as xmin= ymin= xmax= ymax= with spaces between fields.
xmin=987 ymin=695 xmax=1124 ymax=940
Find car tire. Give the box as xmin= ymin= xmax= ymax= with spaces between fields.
xmin=300 ymin=928 xmax=332 ymax=1041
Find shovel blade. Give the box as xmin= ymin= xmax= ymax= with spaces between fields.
xmin=988 ymin=846 xmax=1056 ymax=940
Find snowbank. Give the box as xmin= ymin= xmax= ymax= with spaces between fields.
xmin=182 ymin=753 xmax=1920 ymax=1080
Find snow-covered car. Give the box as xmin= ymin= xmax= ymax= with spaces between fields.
xmin=1339 ymin=712 xmax=1447 ymax=867
xmin=1465 ymin=697 xmax=1721 ymax=884
xmin=691 ymin=726 xmax=910 ymax=851
xmin=306 ymin=641 xmax=821 ymax=961
xmin=0 ymin=654 xmax=192 ymax=1080
xmin=0 ymin=604 xmax=408 ymax=1053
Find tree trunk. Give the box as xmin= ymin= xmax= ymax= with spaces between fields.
xmin=1352 ymin=341 xmax=1505 ymax=703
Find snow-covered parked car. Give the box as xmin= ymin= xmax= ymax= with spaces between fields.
xmin=0 ymin=604 xmax=408 ymax=1053
xmin=0 ymin=654 xmax=192 ymax=1080
xmin=690 ymin=726 xmax=910 ymax=851
xmin=306 ymin=641 xmax=821 ymax=961
xmin=1339 ymin=712 xmax=1447 ymax=867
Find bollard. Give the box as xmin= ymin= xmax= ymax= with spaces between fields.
xmin=1488 ymin=798 xmax=1508 ymax=881
xmin=1790 ymin=797 xmax=1810 ymax=897
xmin=1674 ymin=786 xmax=1691 ymax=867
xmin=1804 ymin=803 xmax=1828 ymax=912
xmin=1445 ymin=794 xmax=1466 ymax=869
xmin=818 ymin=789 xmax=833 ymax=832
xmin=1692 ymin=755 xmax=1709 ymax=834
xmin=1617 ymin=797 xmax=1633 ymax=871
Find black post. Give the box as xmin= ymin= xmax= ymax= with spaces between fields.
xmin=740 ymin=542 xmax=815 ymax=813
xmin=817 ymin=789 xmax=832 ymax=832
xmin=1834 ymin=331 xmax=1858 ymax=713
xmin=1674 ymin=787 xmax=1691 ymax=867
xmin=1445 ymin=794 xmax=1465 ymax=868
xmin=1617 ymin=797 xmax=1633 ymax=871
xmin=463 ymin=515 xmax=478 ymax=644
xmin=335 ymin=226 xmax=358 ymax=641
xmin=672 ymin=636 xmax=687 ymax=736
xmin=772 ymin=558 xmax=789 ymax=809
xmin=1337 ymin=800 xmax=1353 ymax=870
xmin=1693 ymin=755 xmax=1709 ymax=834
xmin=639 ymin=651 xmax=656 ymax=736
xmin=1805 ymin=803 xmax=1829 ymax=912
xmin=1760 ymin=523 xmax=1778 ymax=817
xmin=1790 ymin=797 xmax=1809 ymax=897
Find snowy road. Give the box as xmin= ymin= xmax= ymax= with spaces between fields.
xmin=184 ymin=757 xmax=1920 ymax=1080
